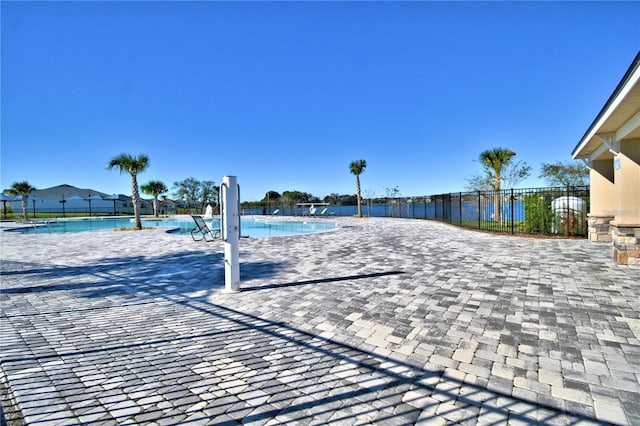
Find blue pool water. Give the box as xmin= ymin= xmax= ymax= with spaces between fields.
xmin=6 ymin=217 xmax=338 ymax=237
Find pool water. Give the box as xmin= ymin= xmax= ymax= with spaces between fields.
xmin=6 ymin=217 xmax=338 ymax=237
xmin=240 ymin=219 xmax=337 ymax=237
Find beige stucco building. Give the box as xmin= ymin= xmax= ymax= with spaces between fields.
xmin=572 ymin=52 xmax=640 ymax=265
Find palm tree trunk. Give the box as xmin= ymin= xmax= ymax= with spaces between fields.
xmin=131 ymin=174 xmax=142 ymax=229
xmin=494 ymin=176 xmax=501 ymax=223
xmin=356 ymin=176 xmax=362 ymax=218
xmin=21 ymin=197 xmax=29 ymax=221
xmin=153 ymin=196 xmax=159 ymax=217
xmin=494 ymin=193 xmax=501 ymax=222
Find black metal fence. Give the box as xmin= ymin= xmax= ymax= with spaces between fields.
xmin=3 ymin=206 xmax=157 ymax=218
xmin=243 ymin=186 xmax=590 ymax=237
xmin=1 ymin=205 xmax=170 ymax=219
xmin=408 ymin=186 xmax=589 ymax=236
xmin=5 ymin=186 xmax=590 ymax=237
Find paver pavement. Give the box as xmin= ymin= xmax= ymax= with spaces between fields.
xmin=1 ymin=217 xmax=639 ymax=425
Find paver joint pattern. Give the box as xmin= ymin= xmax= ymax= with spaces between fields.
xmin=1 ymin=217 xmax=639 ymax=425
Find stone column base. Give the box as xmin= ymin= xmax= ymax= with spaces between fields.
xmin=588 ymin=216 xmax=613 ymax=242
xmin=610 ymin=224 xmax=640 ymax=265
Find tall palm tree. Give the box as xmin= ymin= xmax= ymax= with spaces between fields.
xmin=7 ymin=181 xmax=36 ymax=222
xmin=107 ymin=153 xmax=149 ymax=229
xmin=479 ymin=148 xmax=516 ymax=222
xmin=141 ymin=180 xmax=168 ymax=218
xmin=349 ymin=159 xmax=367 ymax=218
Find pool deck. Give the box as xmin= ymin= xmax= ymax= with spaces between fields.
xmin=1 ymin=217 xmax=639 ymax=425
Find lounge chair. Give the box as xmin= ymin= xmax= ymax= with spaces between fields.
xmin=271 ymin=209 xmax=280 ymax=216
xmin=319 ymin=208 xmax=334 ymax=216
xmin=191 ymin=215 xmax=221 ymax=242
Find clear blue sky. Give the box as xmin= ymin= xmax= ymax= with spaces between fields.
xmin=2 ymin=1 xmax=639 ymax=201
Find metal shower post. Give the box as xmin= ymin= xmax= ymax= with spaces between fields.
xmin=220 ymin=176 xmax=240 ymax=292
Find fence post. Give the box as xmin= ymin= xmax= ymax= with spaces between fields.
xmin=510 ymin=188 xmax=515 ymax=234
xmin=565 ymin=186 xmax=570 ymax=236
xmin=477 ymin=191 xmax=481 ymax=229
xmin=459 ymin=192 xmax=462 ymax=226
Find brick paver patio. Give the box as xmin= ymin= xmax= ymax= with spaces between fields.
xmin=1 ymin=217 xmax=639 ymax=425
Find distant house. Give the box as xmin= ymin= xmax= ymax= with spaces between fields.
xmin=157 ymin=197 xmax=178 ymax=215
xmin=572 ymin=52 xmax=640 ymax=265
xmin=1 ymin=184 xmax=176 ymax=217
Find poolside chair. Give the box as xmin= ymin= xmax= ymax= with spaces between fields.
xmin=191 ymin=215 xmax=221 ymax=242
xmin=271 ymin=209 xmax=280 ymax=216
xmin=319 ymin=208 xmax=335 ymax=217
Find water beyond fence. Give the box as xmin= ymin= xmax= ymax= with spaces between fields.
xmin=244 ymin=186 xmax=590 ymax=237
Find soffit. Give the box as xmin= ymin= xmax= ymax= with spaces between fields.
xmin=573 ymin=67 xmax=640 ymax=160
xmin=597 ymin=82 xmax=640 ymax=138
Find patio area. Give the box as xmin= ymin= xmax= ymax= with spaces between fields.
xmin=1 ymin=217 xmax=639 ymax=425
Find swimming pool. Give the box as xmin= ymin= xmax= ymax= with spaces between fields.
xmin=5 ymin=217 xmax=338 ymax=237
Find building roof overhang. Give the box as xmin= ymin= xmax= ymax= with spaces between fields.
xmin=572 ymin=51 xmax=640 ymax=161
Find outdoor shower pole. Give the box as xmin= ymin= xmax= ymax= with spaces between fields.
xmin=221 ymin=175 xmax=240 ymax=292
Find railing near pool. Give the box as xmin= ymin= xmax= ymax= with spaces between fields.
xmin=3 ymin=185 xmax=590 ymax=238
xmin=243 ymin=186 xmax=590 ymax=238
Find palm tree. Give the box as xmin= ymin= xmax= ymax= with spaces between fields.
xmin=7 ymin=181 xmax=36 ymax=222
xmin=141 ymin=180 xmax=168 ymax=218
xmin=349 ymin=159 xmax=367 ymax=218
xmin=107 ymin=153 xmax=149 ymax=229
xmin=479 ymin=148 xmax=516 ymax=222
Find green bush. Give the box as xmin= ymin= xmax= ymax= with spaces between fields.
xmin=524 ymin=194 xmax=552 ymax=234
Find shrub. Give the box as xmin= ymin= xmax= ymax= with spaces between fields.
xmin=524 ymin=194 xmax=552 ymax=234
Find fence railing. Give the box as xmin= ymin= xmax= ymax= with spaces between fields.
xmin=242 ymin=186 xmax=590 ymax=237
xmin=1 ymin=206 xmax=168 ymax=219
xmin=420 ymin=186 xmax=589 ymax=236
xmin=4 ymin=186 xmax=590 ymax=237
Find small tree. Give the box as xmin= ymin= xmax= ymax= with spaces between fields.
xmin=173 ymin=178 xmax=201 ymax=211
xmin=524 ymin=194 xmax=552 ymax=234
xmin=281 ymin=190 xmax=310 ymax=215
xmin=141 ymin=180 xmax=168 ymax=217
xmin=349 ymin=159 xmax=367 ymax=218
xmin=262 ymin=191 xmax=281 ymax=213
xmin=323 ymin=193 xmax=341 ymax=205
xmin=363 ymin=188 xmax=377 ymax=217
xmin=263 ymin=190 xmax=280 ymax=203
xmin=7 ymin=181 xmax=36 ymax=221
xmin=281 ymin=191 xmax=298 ymax=215
xmin=540 ymin=161 xmax=589 ymax=187
xmin=199 ymin=180 xmax=218 ymax=210
xmin=467 ymin=148 xmax=530 ymax=222
xmin=107 ymin=153 xmax=149 ymax=229
xmin=385 ymin=186 xmax=401 ymax=217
